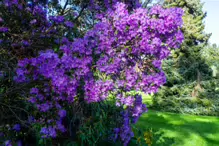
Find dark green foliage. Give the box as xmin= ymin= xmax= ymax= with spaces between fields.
xmin=152 ymin=79 xmax=219 ymax=116
xmin=163 ymin=0 xmax=211 ymax=83
xmin=75 ymin=101 xmax=123 ymax=145
xmin=0 ymin=50 xmax=36 ymax=145
xmin=154 ymin=43 xmax=219 ymax=116
xmin=151 ymin=0 xmax=219 ymax=116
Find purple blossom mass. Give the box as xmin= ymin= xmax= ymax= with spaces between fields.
xmin=3 ymin=0 xmax=184 ymax=145
xmin=40 ymin=126 xmax=57 ymax=138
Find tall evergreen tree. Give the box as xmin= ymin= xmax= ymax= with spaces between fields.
xmin=152 ymin=0 xmax=213 ymax=107
xmin=163 ymin=0 xmax=211 ymax=85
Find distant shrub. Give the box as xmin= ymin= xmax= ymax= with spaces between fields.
xmin=151 ymin=79 xmax=219 ymax=116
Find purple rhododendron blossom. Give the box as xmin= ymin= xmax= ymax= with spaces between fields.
xmin=4 ymin=140 xmax=12 ymax=146
xmin=0 ymin=17 xmax=3 ymax=23
xmin=0 ymin=27 xmax=8 ymax=32
xmin=13 ymin=124 xmax=21 ymax=131
xmin=30 ymin=88 xmax=39 ymax=94
xmin=40 ymin=127 xmax=48 ymax=136
xmin=30 ymin=19 xmax=37 ymax=24
xmin=64 ymin=21 xmax=74 ymax=28
xmin=49 ymin=16 xmax=65 ymax=23
xmin=16 ymin=140 xmax=22 ymax=146
xmin=22 ymin=40 xmax=30 ymax=47
xmin=58 ymin=109 xmax=67 ymax=118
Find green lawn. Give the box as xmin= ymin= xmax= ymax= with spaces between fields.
xmin=134 ymin=93 xmax=219 ymax=146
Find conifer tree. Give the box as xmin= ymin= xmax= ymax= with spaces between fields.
xmin=163 ymin=0 xmax=211 ymax=85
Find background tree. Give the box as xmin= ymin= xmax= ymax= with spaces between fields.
xmin=162 ymin=0 xmax=212 ymax=91
xmin=151 ymin=0 xmax=219 ymax=115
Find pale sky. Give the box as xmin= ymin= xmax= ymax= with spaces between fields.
xmin=202 ymin=0 xmax=219 ymax=45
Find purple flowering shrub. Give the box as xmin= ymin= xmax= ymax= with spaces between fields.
xmin=0 ymin=0 xmax=184 ymax=146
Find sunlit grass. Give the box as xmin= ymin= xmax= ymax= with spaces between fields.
xmin=136 ymin=110 xmax=219 ymax=146
xmin=139 ymin=92 xmax=153 ymax=106
xmin=133 ymin=94 xmax=219 ymax=146
xmin=108 ymin=92 xmax=219 ymax=146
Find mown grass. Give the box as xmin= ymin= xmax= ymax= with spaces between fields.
xmin=135 ymin=94 xmax=219 ymax=146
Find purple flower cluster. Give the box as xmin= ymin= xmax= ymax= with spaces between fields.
xmin=4 ymin=140 xmax=12 ymax=146
xmin=0 ymin=27 xmax=8 ymax=33
xmin=113 ymin=94 xmax=147 ymax=145
xmin=88 ymin=0 xmax=141 ymax=11
xmin=12 ymin=124 xmax=21 ymax=132
xmin=0 ymin=0 xmax=74 ymax=58
xmin=40 ymin=126 xmax=57 ymax=138
xmin=11 ymin=2 xmax=183 ymax=145
xmin=84 ymin=80 xmax=114 ymax=103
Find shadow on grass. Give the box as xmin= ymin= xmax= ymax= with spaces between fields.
xmin=136 ymin=110 xmax=219 ymax=146
xmin=152 ymin=130 xmax=175 ymax=146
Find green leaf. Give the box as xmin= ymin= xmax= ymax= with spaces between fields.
xmin=38 ymin=139 xmax=44 ymax=145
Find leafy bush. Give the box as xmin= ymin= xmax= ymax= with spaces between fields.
xmin=152 ymin=79 xmax=219 ymax=116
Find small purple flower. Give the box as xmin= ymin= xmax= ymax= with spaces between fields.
xmin=0 ymin=27 xmax=8 ymax=33
xmin=64 ymin=21 xmax=74 ymax=28
xmin=0 ymin=132 xmax=4 ymax=137
xmin=61 ymin=37 xmax=69 ymax=44
xmin=28 ymin=116 xmax=35 ymax=123
xmin=58 ymin=109 xmax=66 ymax=118
xmin=4 ymin=140 xmax=12 ymax=146
xmin=40 ymin=127 xmax=48 ymax=136
xmin=152 ymin=60 xmax=162 ymax=69
xmin=30 ymin=88 xmax=39 ymax=94
xmin=17 ymin=58 xmax=29 ymax=67
xmin=54 ymin=39 xmax=60 ymax=44
xmin=55 ymin=103 xmax=62 ymax=109
xmin=30 ymin=19 xmax=37 ymax=24
xmin=114 ymin=128 xmax=120 ymax=133
xmin=41 ymin=126 xmax=57 ymax=138
xmin=49 ymin=16 xmax=65 ymax=23
xmin=73 ymin=12 xmax=78 ymax=17
xmin=0 ymin=71 xmax=4 ymax=77
xmin=175 ymin=30 xmax=184 ymax=44
xmin=116 ymin=102 xmax=121 ymax=107
xmin=13 ymin=124 xmax=21 ymax=131
xmin=16 ymin=140 xmax=22 ymax=146
xmin=117 ymin=80 xmax=125 ymax=88
xmin=56 ymin=121 xmax=66 ymax=132
xmin=39 ymin=103 xmax=50 ymax=112
xmin=152 ymin=37 xmax=162 ymax=46
xmin=142 ymin=104 xmax=148 ymax=112
xmin=55 ymin=16 xmax=65 ymax=23
xmin=16 ymin=68 xmax=25 ymax=76
xmin=124 ymin=96 xmax=134 ymax=106
xmin=28 ymin=96 xmax=37 ymax=103
xmin=0 ymin=17 xmax=3 ymax=23
xmin=22 ymin=40 xmax=30 ymax=47
xmin=48 ymin=126 xmax=57 ymax=138
xmin=37 ymin=94 xmax=44 ymax=101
